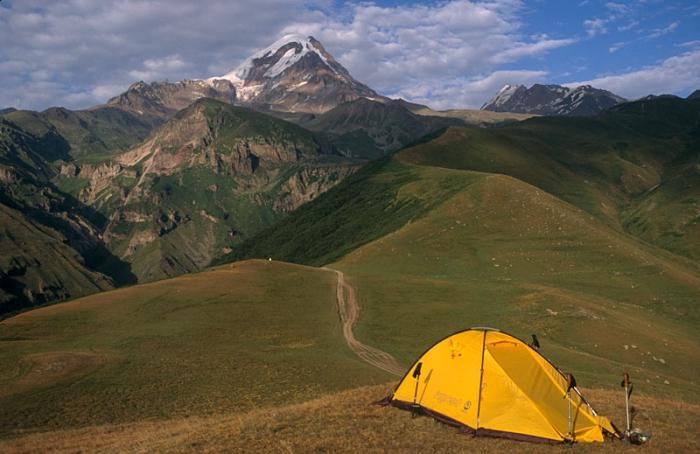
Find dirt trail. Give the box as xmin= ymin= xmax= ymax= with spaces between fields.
xmin=324 ymin=268 xmax=404 ymax=376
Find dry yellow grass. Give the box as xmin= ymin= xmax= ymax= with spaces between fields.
xmin=414 ymin=107 xmax=536 ymax=124
xmin=1 ymin=383 xmax=697 ymax=453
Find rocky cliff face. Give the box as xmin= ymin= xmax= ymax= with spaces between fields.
xmin=482 ymin=84 xmax=626 ymax=116
xmin=207 ymin=34 xmax=383 ymax=114
xmin=59 ymin=99 xmax=356 ymax=283
xmin=273 ymin=165 xmax=357 ymax=212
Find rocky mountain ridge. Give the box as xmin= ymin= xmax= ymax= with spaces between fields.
xmin=107 ymin=79 xmax=236 ymax=122
xmin=482 ymin=83 xmax=626 ymax=116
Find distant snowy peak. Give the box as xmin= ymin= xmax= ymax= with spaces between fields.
xmin=481 ymin=84 xmax=526 ymax=109
xmin=482 ymin=83 xmax=626 ymax=116
xmin=205 ymin=34 xmax=382 ymax=113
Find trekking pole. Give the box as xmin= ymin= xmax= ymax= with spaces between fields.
xmin=565 ymin=373 xmax=576 ymax=442
xmin=621 ymin=373 xmax=631 ymax=437
xmin=567 ymin=389 xmax=572 ymax=438
xmin=411 ymin=362 xmax=422 ymax=417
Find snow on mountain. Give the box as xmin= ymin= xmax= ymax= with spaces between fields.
xmin=205 ymin=34 xmax=382 ymax=113
xmin=481 ymin=84 xmax=525 ymax=109
xmin=482 ymin=83 xmax=626 ymax=116
xmin=212 ymin=34 xmax=337 ymax=99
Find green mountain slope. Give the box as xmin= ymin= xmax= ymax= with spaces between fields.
xmin=0 ymin=204 xmax=113 ymax=313
xmin=4 ymin=107 xmax=153 ymax=163
xmin=220 ymin=157 xmax=470 ymax=266
xmin=399 ymin=97 xmax=700 ymax=260
xmin=411 ymin=105 xmax=536 ymax=125
xmin=0 ymin=119 xmax=125 ymax=314
xmin=227 ymin=114 xmax=700 ymax=400
xmin=225 ymin=96 xmax=700 ymax=266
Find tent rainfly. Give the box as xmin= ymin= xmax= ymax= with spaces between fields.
xmin=383 ymin=327 xmax=620 ymax=443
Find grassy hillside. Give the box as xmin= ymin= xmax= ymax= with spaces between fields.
xmin=0 ymin=204 xmax=113 ymax=313
xmin=332 ymin=170 xmax=699 ymax=397
xmin=2 ymin=98 xmax=362 ymax=311
xmin=413 ymin=106 xmax=536 ymax=125
xmin=220 ymin=157 xmax=473 ymax=266
xmin=4 ymin=106 xmax=154 ymax=163
xmin=234 ymin=96 xmax=700 ymax=264
xmin=0 ymin=260 xmax=386 ymax=436
xmin=230 ymin=144 xmax=700 ymax=401
xmin=399 ymin=97 xmax=700 ymax=260
xmin=3 ymin=384 xmax=697 ymax=452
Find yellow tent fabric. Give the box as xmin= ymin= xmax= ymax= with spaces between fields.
xmin=389 ymin=328 xmax=619 ymax=443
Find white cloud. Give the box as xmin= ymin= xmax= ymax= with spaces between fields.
xmin=647 ymin=21 xmax=679 ymax=39
xmin=490 ymin=38 xmax=576 ymax=64
xmin=677 ymin=40 xmax=700 ymax=48
xmin=128 ymin=55 xmax=188 ymax=81
xmin=0 ymin=0 xmax=308 ymax=109
xmin=605 ymin=2 xmax=629 ymax=14
xmin=583 ymin=18 xmax=607 ymax=37
xmin=609 ymin=42 xmax=626 ymax=53
xmin=0 ymin=0 xmax=575 ymax=110
xmin=568 ymin=49 xmax=700 ymax=99
xmin=399 ymin=70 xmax=548 ymax=110
xmin=281 ymin=1 xmax=572 ymax=107
xmin=618 ymin=20 xmax=639 ymax=31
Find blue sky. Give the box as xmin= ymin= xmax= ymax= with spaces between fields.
xmin=1 ymin=0 xmax=698 ymax=110
xmin=509 ymin=0 xmax=700 ymax=86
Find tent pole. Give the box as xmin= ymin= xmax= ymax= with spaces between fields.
xmin=567 ymin=388 xmax=572 ymax=440
xmin=475 ymin=330 xmax=487 ymax=433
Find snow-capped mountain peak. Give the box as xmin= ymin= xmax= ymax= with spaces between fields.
xmin=205 ymin=34 xmax=382 ymax=113
xmin=482 ymin=83 xmax=626 ymax=116
xmin=481 ymin=84 xmax=526 ymax=109
xmin=221 ymin=34 xmax=337 ymax=85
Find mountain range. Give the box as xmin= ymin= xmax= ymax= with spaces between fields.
xmin=481 ymin=83 xmax=627 ymax=116
xmin=0 ymin=33 xmax=696 ymax=315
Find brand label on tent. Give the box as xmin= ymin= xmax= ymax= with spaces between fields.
xmin=434 ymin=391 xmax=460 ymax=408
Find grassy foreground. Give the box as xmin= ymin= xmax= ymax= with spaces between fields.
xmin=1 ymin=384 xmax=697 ymax=453
xmin=0 ymin=260 xmax=387 ymax=437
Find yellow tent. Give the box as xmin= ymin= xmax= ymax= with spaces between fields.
xmin=386 ymin=327 xmax=619 ymax=443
